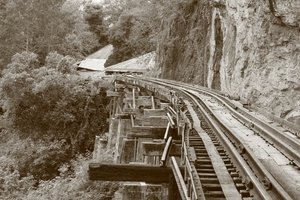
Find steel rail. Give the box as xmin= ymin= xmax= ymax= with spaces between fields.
xmin=178 ymin=89 xmax=274 ymax=200
xmin=141 ymin=77 xmax=292 ymax=199
xmin=198 ymin=88 xmax=300 ymax=167
xmin=185 ymin=89 xmax=293 ymax=200
xmin=147 ymin=77 xmax=300 ymax=167
xmin=148 ymin=78 xmax=294 ymax=199
xmin=115 ymin=75 xmax=296 ymax=199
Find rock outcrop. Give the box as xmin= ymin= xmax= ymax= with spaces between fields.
xmin=156 ymin=0 xmax=300 ymax=124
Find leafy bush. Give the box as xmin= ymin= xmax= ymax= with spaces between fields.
xmin=0 ymin=51 xmax=109 ymax=182
xmin=24 ymin=153 xmax=119 ymax=200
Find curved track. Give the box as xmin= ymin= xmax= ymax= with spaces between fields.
xmin=114 ymin=75 xmax=300 ymax=200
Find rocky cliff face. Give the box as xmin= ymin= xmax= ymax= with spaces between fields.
xmin=156 ymin=0 xmax=300 ymax=124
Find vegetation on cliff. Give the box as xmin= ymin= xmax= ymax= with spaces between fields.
xmin=0 ymin=0 xmax=108 ymax=67
xmin=0 ymin=50 xmax=115 ymax=198
xmin=103 ymin=0 xmax=162 ymax=67
xmin=0 ymin=0 xmax=116 ymax=199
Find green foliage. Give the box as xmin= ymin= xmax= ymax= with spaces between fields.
xmin=0 ymin=143 xmax=119 ymax=200
xmin=84 ymin=3 xmax=108 ymax=47
xmin=0 ymin=0 xmax=72 ymax=65
xmin=0 ymin=50 xmax=113 ymax=199
xmin=3 ymin=52 xmax=39 ymax=74
xmin=0 ymin=155 xmax=35 ymax=200
xmin=1 ymin=136 xmax=69 ymax=180
xmin=104 ymin=1 xmax=160 ymax=67
xmin=156 ymin=0 xmax=212 ymax=83
xmin=62 ymin=18 xmax=101 ymax=58
xmin=55 ymin=55 xmax=78 ymax=74
xmin=0 ymin=0 xmax=106 ymax=67
xmin=24 ymin=154 xmax=120 ymax=200
xmin=102 ymin=0 xmax=126 ymax=26
xmin=45 ymin=51 xmax=65 ymax=69
xmin=1 ymin=51 xmax=109 ymax=154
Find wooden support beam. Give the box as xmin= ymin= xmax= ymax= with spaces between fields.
xmin=115 ymin=83 xmax=125 ymax=89
xmin=107 ymin=90 xmax=121 ymax=97
xmin=143 ymin=109 xmax=166 ymax=116
xmin=127 ymin=127 xmax=177 ymax=139
xmin=112 ymin=97 xmax=116 ymax=116
xmin=168 ymin=174 xmax=175 ymax=200
xmin=89 ymin=163 xmax=174 ymax=183
xmin=134 ymin=116 xmax=169 ymax=127
xmin=142 ymin=142 xmax=165 ymax=156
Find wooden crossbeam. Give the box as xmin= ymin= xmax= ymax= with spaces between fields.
xmin=89 ymin=163 xmax=174 ymax=183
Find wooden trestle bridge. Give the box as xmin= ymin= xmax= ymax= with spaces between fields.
xmin=89 ymin=75 xmax=300 ymax=200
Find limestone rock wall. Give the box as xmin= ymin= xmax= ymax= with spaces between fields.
xmin=156 ymin=0 xmax=300 ymax=124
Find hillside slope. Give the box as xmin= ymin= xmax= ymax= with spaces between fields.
xmin=156 ymin=0 xmax=300 ymax=124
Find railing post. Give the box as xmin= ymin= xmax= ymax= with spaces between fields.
xmin=187 ymin=177 xmax=191 ymax=197
xmin=132 ymin=88 xmax=136 ymax=109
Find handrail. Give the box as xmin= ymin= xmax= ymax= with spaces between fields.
xmin=164 ymin=122 xmax=171 ymax=142
xmin=167 ymin=106 xmax=177 ymax=117
xmin=171 ymin=156 xmax=189 ymax=200
xmin=185 ymin=155 xmax=198 ymax=199
xmin=160 ymin=137 xmax=173 ymax=166
xmin=183 ymin=141 xmax=204 ymax=199
xmin=167 ymin=106 xmax=179 ymax=126
xmin=166 ymin=112 xmax=176 ymax=128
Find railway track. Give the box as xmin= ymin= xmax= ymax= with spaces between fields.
xmin=114 ymin=75 xmax=300 ymax=200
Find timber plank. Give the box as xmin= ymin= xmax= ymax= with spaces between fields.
xmin=89 ymin=163 xmax=174 ymax=183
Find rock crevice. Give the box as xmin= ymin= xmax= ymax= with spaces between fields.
xmin=156 ymin=0 xmax=300 ymax=124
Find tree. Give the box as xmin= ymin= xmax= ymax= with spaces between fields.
xmin=102 ymin=0 xmax=130 ymax=26
xmin=0 ymin=0 xmax=73 ymax=66
xmin=104 ymin=0 xmax=161 ymax=67
xmin=62 ymin=22 xmax=100 ymax=58
xmin=0 ymin=155 xmax=35 ymax=199
xmin=1 ymin=52 xmax=109 ymax=155
xmin=84 ymin=3 xmax=108 ymax=47
xmin=0 ymin=0 xmax=103 ymax=68
xmin=60 ymin=0 xmax=103 ymax=58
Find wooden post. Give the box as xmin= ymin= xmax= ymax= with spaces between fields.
xmin=133 ymin=88 xmax=136 ymax=109
xmin=151 ymin=96 xmax=155 ymax=109
xmin=168 ymin=174 xmax=175 ymax=200
xmin=113 ymin=97 xmax=116 ymax=116
xmin=133 ymin=137 xmax=137 ymax=162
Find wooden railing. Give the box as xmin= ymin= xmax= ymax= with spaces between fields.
xmin=170 ymin=144 xmax=205 ymax=200
xmin=171 ymin=156 xmax=190 ymax=200
xmin=160 ymin=137 xmax=172 ymax=166
xmin=167 ymin=109 xmax=205 ymax=200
